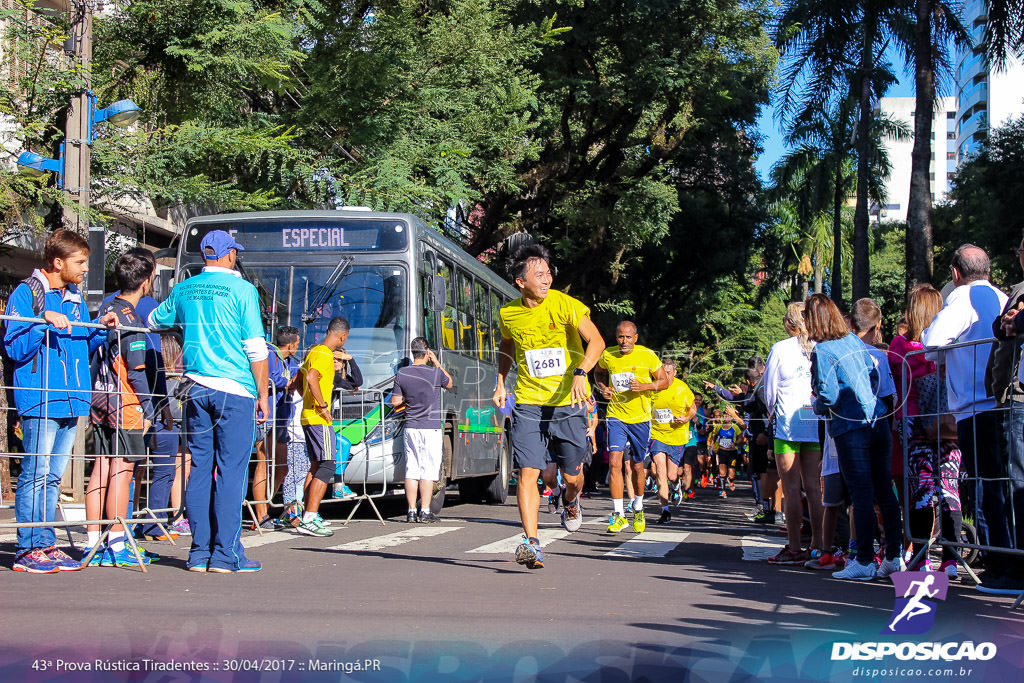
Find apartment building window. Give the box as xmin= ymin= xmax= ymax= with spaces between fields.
xmin=947 ymin=111 xmax=955 ymax=119
xmin=947 ymin=152 xmax=955 ymax=160
xmin=947 ymin=132 xmax=956 ymax=139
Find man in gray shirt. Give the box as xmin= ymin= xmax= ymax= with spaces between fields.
xmin=392 ymin=337 xmax=453 ymax=522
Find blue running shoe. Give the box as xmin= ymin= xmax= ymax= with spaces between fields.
xmin=103 ymin=545 xmax=151 ymax=567
xmin=12 ymin=549 xmax=59 ymax=574
xmin=81 ymin=545 xmax=110 ymax=568
xmin=514 ymin=536 xmax=544 ymax=569
xmin=209 ymin=558 xmax=262 ymax=573
xmin=43 ymin=545 xmax=84 ymax=571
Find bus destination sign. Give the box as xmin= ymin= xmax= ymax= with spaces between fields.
xmin=184 ymin=219 xmax=408 ymax=254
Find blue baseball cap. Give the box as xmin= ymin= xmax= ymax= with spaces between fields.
xmin=200 ymin=230 xmax=245 ymax=259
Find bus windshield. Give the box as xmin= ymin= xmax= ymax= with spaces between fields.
xmin=184 ymin=261 xmax=408 ymax=389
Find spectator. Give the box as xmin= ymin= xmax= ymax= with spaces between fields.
xmin=250 ymin=325 xmax=302 ymax=529
xmin=84 ymin=250 xmax=159 ymax=567
xmin=149 ymin=230 xmax=269 ymax=573
xmin=804 ymin=294 xmax=903 ymax=581
xmin=924 ymin=244 xmax=1016 ymax=594
xmin=391 ymin=337 xmax=453 ymax=522
xmin=295 ymin=316 xmax=351 ymax=537
xmin=3 ymin=229 xmax=115 ymax=573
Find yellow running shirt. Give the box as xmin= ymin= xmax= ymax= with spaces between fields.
xmin=300 ymin=344 xmax=336 ymax=426
xmin=598 ymin=345 xmax=662 ymax=424
xmin=498 ymin=289 xmax=591 ymax=407
xmin=650 ymin=378 xmax=695 ymax=446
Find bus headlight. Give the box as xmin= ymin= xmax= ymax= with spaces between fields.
xmin=364 ymin=419 xmax=404 ymax=446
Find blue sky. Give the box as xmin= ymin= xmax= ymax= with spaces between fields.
xmin=754 ymin=64 xmax=919 ymax=182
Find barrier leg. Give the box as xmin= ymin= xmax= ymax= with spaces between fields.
xmin=243 ymin=499 xmax=264 ymax=536
xmin=135 ymin=506 xmax=176 ymax=545
xmin=342 ymin=493 xmax=386 ymax=527
xmin=118 ymin=517 xmax=148 ymax=573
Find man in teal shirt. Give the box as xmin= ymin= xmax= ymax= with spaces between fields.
xmin=149 ymin=230 xmax=269 ymax=573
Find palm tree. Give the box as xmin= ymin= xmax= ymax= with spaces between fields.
xmin=985 ymin=0 xmax=1024 ymax=69
xmin=904 ymin=0 xmax=970 ymax=292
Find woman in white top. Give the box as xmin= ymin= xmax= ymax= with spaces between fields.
xmin=763 ymin=301 xmax=824 ymax=564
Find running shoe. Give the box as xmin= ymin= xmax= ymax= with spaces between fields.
xmin=607 ymin=513 xmax=629 ymax=533
xmin=752 ymin=509 xmax=775 ymax=524
xmin=548 ymin=487 xmax=563 ymax=514
xmin=169 ymin=519 xmax=191 ymax=535
xmin=746 ymin=504 xmax=764 ymax=519
xmin=209 ymin=558 xmax=262 ymax=574
xmin=767 ymin=545 xmax=804 ymax=566
xmin=296 ymin=517 xmax=334 ymax=537
xmin=102 ymin=545 xmax=152 ymax=567
xmin=687 ymin=490 xmax=696 ymax=500
xmin=657 ymin=509 xmax=671 ymax=525
xmin=832 ymin=557 xmax=877 ymax=581
xmin=42 ymin=545 xmax=83 ymax=571
xmin=188 ymin=560 xmax=208 ymax=572
xmin=718 ymin=490 xmax=727 ymax=498
xmin=279 ymin=503 xmax=302 ymax=528
xmin=561 ymin=498 xmax=582 ymax=533
xmin=633 ymin=510 xmax=646 ymax=533
xmin=729 ymin=480 xmax=736 ymax=492
xmin=81 ymin=545 xmax=109 ymax=568
xmin=143 ymin=530 xmax=179 ymax=541
xmin=249 ymin=515 xmax=278 ymax=531
xmin=12 ymin=549 xmax=59 ymax=574
xmin=623 ymin=501 xmax=633 ymax=514
xmin=336 ymin=484 xmax=357 ymax=498
xmin=877 ymin=556 xmax=906 ymax=579
xmin=406 ymin=510 xmax=418 ymax=523
xmin=831 ymin=548 xmax=847 ymax=569
xmin=514 ymin=536 xmax=544 ymax=569
xmin=940 ymin=559 xmax=958 ymax=580
xmin=313 ymin=513 xmax=333 ymax=527
xmin=419 ymin=512 xmax=441 ymax=523
xmin=909 ymin=558 xmax=933 ymax=572
xmin=804 ymin=548 xmax=835 ymax=570
xmin=700 ymin=475 xmax=708 ymax=488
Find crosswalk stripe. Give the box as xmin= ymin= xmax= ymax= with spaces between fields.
xmin=603 ymin=531 xmax=689 ymax=558
xmin=466 ymin=528 xmax=570 ymax=554
xmin=327 ymin=526 xmax=461 ymax=552
xmin=242 ymin=530 xmax=305 ymax=549
xmin=741 ymin=534 xmax=782 ymax=561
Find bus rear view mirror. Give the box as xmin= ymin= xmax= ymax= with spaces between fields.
xmin=429 ymin=275 xmax=447 ymax=312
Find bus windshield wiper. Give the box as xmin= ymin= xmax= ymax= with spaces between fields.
xmin=301 ymin=256 xmax=354 ymax=323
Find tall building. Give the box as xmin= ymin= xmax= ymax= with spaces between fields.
xmin=872 ymin=96 xmax=957 ymax=224
xmin=955 ymin=0 xmax=1024 ymax=161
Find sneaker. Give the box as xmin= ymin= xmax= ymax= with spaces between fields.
xmin=12 ymin=548 xmax=59 ymax=574
xmin=719 ymin=490 xmax=727 ymax=498
xmin=700 ymin=475 xmax=708 ymax=488
xmin=746 ymin=504 xmax=764 ymax=519
xmin=832 ymin=548 xmax=847 ymax=569
xmin=753 ymin=509 xmax=775 ymax=524
xmin=336 ymin=485 xmax=357 ymax=498
xmin=406 ymin=510 xmax=418 ymax=523
xmin=877 ymin=556 xmax=907 ymax=579
xmin=514 ymin=537 xmax=544 ymax=569
xmin=81 ymin=545 xmax=109 ymax=568
xmin=419 ymin=512 xmax=440 ymax=523
xmin=143 ymin=530 xmax=179 ymax=541
xmin=607 ymin=513 xmax=629 ymax=533
xmin=623 ymin=501 xmax=633 ymax=514
xmin=633 ymin=510 xmax=646 ymax=533
xmin=102 ymin=545 xmax=152 ymax=567
xmin=940 ymin=559 xmax=958 ymax=580
xmin=767 ymin=545 xmax=803 ymax=566
xmin=909 ymin=558 xmax=933 ymax=572
xmin=561 ymin=498 xmax=583 ymax=532
xmin=729 ymin=481 xmax=736 ymax=492
xmin=296 ymin=517 xmax=334 ymax=537
xmin=832 ymin=557 xmax=877 ymax=581
xmin=547 ymin=487 xmax=563 ymax=514
xmin=657 ymin=509 xmax=671 ymax=525
xmin=805 ymin=550 xmax=836 ymax=570
xmin=313 ymin=513 xmax=333 ymax=527
xmin=188 ymin=560 xmax=208 ymax=572
xmin=687 ymin=490 xmax=696 ymax=500
xmin=42 ymin=545 xmax=84 ymax=572
xmin=249 ymin=515 xmax=278 ymax=531
xmin=280 ymin=503 xmax=302 ymax=528
xmin=209 ymin=558 xmax=262 ymax=574
xmin=976 ymin=572 xmax=1024 ymax=595
xmin=169 ymin=519 xmax=191 ymax=535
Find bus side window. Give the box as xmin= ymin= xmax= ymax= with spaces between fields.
xmin=436 ymin=257 xmax=457 ymax=351
xmin=475 ymin=282 xmax=490 ymax=361
xmin=456 ymin=269 xmax=475 ymax=353
xmin=420 ymin=270 xmax=438 ymax=351
xmin=490 ymin=291 xmax=502 ymax=359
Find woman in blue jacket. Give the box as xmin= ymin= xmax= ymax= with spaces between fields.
xmin=803 ymin=294 xmax=904 ymax=582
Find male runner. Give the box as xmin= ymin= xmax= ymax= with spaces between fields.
xmin=493 ymin=244 xmax=604 ymax=569
xmin=649 ymin=358 xmax=696 ymax=524
xmin=595 ymin=321 xmax=670 ymax=534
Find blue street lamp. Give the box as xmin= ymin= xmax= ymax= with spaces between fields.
xmin=88 ymin=96 xmax=140 ymax=142
xmin=16 ymin=145 xmax=66 ymax=188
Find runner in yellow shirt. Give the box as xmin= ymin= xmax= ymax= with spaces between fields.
xmin=594 ymin=321 xmax=671 ymax=534
xmin=649 ymin=359 xmax=696 ymax=524
xmin=493 ymin=244 xmax=604 ymax=569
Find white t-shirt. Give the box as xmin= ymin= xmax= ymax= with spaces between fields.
xmin=763 ymin=335 xmax=820 ymax=443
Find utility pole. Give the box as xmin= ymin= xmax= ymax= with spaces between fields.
xmin=62 ymin=1 xmax=101 ymax=310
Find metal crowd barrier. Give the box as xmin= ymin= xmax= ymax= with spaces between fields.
xmin=898 ymin=335 xmax=1024 ymax=608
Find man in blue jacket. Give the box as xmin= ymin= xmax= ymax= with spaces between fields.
xmin=4 ymin=229 xmax=116 ymax=573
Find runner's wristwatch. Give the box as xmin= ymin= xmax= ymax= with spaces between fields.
xmin=572 ymin=368 xmax=587 ymax=377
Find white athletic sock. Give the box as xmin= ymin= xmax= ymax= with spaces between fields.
xmin=612 ymin=498 xmax=624 ymax=514
xmin=87 ymin=530 xmax=100 ymax=547
xmin=634 ymin=495 xmax=644 ymax=509
xmin=302 ymin=511 xmax=316 ymax=523
xmin=109 ymin=532 xmax=125 ymax=552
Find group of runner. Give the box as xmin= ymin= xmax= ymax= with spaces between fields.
xmin=493 ymin=243 xmax=762 ymax=568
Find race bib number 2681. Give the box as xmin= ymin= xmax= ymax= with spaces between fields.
xmin=525 ymin=347 xmax=567 ymax=378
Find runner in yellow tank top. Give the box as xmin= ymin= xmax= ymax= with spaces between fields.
xmin=594 ymin=321 xmax=671 ymax=534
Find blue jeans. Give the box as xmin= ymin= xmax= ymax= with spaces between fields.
xmin=834 ymin=420 xmax=903 ymax=564
xmin=185 ymin=384 xmax=256 ymax=571
xmin=16 ymin=417 xmax=78 ymax=552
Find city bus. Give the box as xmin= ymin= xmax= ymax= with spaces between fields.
xmin=173 ymin=209 xmax=517 ymax=512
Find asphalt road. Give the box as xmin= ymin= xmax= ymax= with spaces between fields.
xmin=1 ymin=481 xmax=1022 ymax=682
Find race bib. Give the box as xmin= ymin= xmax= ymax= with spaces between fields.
xmin=653 ymin=408 xmax=674 ymax=423
xmin=610 ymin=372 xmax=635 ymax=392
xmin=719 ymin=437 xmax=734 ymax=449
xmin=525 ymin=347 xmax=567 ymax=378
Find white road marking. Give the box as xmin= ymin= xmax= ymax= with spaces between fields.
xmin=603 ymin=532 xmax=690 ymax=558
xmin=466 ymin=528 xmax=570 ymax=554
xmin=242 ymin=530 xmax=307 ymax=549
xmin=742 ymin=534 xmax=783 ymax=561
xmin=327 ymin=526 xmax=461 ymax=552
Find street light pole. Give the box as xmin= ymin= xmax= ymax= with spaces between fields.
xmin=63 ymin=1 xmax=101 ymax=309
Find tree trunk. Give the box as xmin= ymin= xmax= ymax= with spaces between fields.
xmin=831 ymin=161 xmax=844 ymax=305
xmin=906 ymin=0 xmax=936 ymax=293
xmin=852 ymin=19 xmax=875 ymax=303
